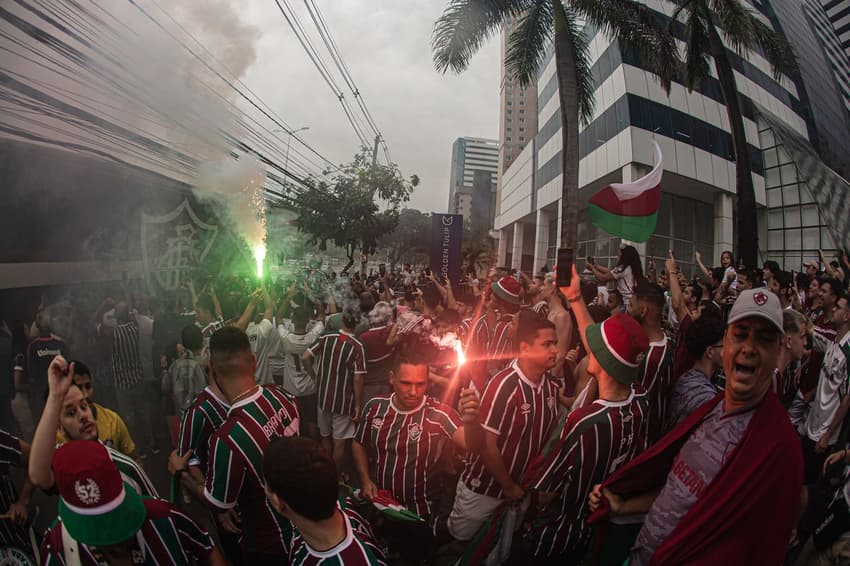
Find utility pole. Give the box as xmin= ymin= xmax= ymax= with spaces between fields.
xmin=371 ymin=134 xmax=380 ymax=168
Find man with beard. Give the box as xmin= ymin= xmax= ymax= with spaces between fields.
xmin=28 ymin=357 xmax=158 ymax=498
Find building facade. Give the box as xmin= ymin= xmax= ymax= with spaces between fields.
xmin=817 ymin=0 xmax=850 ymax=60
xmin=494 ymin=0 xmax=850 ymax=275
xmin=448 ymin=137 xmax=499 ymax=229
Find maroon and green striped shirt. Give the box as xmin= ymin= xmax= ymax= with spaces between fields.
xmin=307 ymin=331 xmax=366 ymax=416
xmin=637 ymin=336 xmax=674 ymax=447
xmin=355 ymin=395 xmax=462 ymax=517
xmin=0 ymin=429 xmax=28 ymax=550
xmin=461 ymin=362 xmax=560 ymax=498
xmin=527 ymin=386 xmax=649 ymax=558
xmin=204 ymin=385 xmax=300 ymax=556
xmin=289 ymin=506 xmax=385 ymax=566
xmin=177 ymin=387 xmax=229 ymax=472
xmin=41 ymin=498 xmax=214 ymax=565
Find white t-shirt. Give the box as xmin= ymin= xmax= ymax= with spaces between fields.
xmin=805 ymin=330 xmax=850 ymax=445
xmin=278 ymin=320 xmax=325 ymax=396
xmin=611 ymin=265 xmax=636 ymax=305
xmin=246 ymin=318 xmax=279 ymax=385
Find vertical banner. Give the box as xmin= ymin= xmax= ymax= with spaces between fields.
xmin=430 ymin=214 xmax=463 ymax=284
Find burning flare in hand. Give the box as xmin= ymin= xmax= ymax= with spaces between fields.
xmin=254 ymin=242 xmax=267 ymax=279
xmin=454 ymin=339 xmax=466 ymax=367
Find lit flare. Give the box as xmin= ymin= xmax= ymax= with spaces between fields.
xmin=454 ymin=339 xmax=466 ymax=367
xmin=254 ymin=242 xmax=267 ymax=279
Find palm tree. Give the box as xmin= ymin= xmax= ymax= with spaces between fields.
xmin=433 ymin=0 xmax=676 ymax=253
xmin=671 ymin=0 xmax=796 ymax=268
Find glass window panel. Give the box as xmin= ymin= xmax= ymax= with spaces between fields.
xmin=801 ymin=204 xmax=819 ymax=227
xmin=765 ymin=167 xmax=781 ymax=189
xmin=577 ymin=243 xmax=587 ymax=259
xmin=696 ymin=202 xmax=714 ymax=245
xmin=803 ymin=227 xmax=819 ymax=249
xmin=783 ymin=208 xmax=800 ymax=228
xmin=768 ymin=230 xmax=783 ymax=250
xmin=767 ymin=188 xmax=782 ymax=208
xmin=799 ymin=185 xmax=815 ymax=204
xmin=656 ymin=194 xmax=672 ymax=236
xmin=762 ymin=147 xmax=778 ymax=170
xmin=651 ymin=237 xmax=670 ymax=258
xmin=779 ymin=163 xmax=797 ymax=185
xmin=821 ymin=228 xmax=835 ymax=249
xmin=785 ymin=255 xmax=801 ymax=270
xmin=673 ymin=239 xmax=692 ymax=262
xmin=768 ymin=209 xmax=784 ymax=229
xmin=759 ymin=128 xmax=775 ymax=148
xmin=777 ymin=146 xmax=791 ymax=165
xmin=785 ymin=229 xmax=801 ymax=250
xmin=595 ymin=240 xmax=610 ymax=261
xmin=672 ymin=111 xmax=691 ymax=141
xmin=672 ymin=198 xmax=695 ymax=240
xmin=608 ymin=238 xmax=622 ymax=258
xmin=651 ymin=104 xmax=672 ymax=137
xmin=782 ymin=184 xmax=800 ymax=206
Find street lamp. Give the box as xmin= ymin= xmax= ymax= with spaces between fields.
xmin=274 ymin=126 xmax=310 ymax=189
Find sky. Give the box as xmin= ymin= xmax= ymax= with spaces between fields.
xmin=234 ymin=0 xmax=501 ymax=213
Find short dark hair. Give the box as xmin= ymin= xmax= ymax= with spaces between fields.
xmin=181 ymin=324 xmax=203 ymax=351
xmin=70 ymin=360 xmax=91 ymax=378
xmin=209 ymin=326 xmax=251 ymax=358
xmin=633 ymin=281 xmax=665 ymax=310
xmin=263 ymin=437 xmax=338 ymax=521
xmin=341 ymin=307 xmax=359 ymax=330
xmin=822 ymin=277 xmax=844 ymax=297
xmin=587 ymin=305 xmax=610 ymax=323
xmin=687 ymin=282 xmax=703 ymax=303
xmin=422 ymin=285 xmax=443 ymax=309
xmin=763 ymin=261 xmax=780 ymax=275
xmin=359 ymin=292 xmax=376 ymax=314
xmin=515 ymin=310 xmax=555 ymax=348
xmin=775 ymin=270 xmax=793 ymax=290
xmin=711 ymin=266 xmax=725 ymax=284
xmin=291 ymin=306 xmax=311 ymax=328
xmin=685 ymin=315 xmax=724 ymax=359
xmin=435 ymin=308 xmax=460 ymax=328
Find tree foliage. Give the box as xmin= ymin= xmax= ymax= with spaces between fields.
xmin=376 ymin=208 xmax=432 ymax=268
xmin=290 ymin=149 xmax=419 ymax=273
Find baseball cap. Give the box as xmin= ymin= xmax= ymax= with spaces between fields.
xmin=727 ymin=288 xmax=784 ymax=334
xmin=585 ymin=314 xmax=649 ymax=385
xmin=53 ymin=440 xmax=146 ymax=547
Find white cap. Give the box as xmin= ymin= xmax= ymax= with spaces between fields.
xmin=727 ymin=289 xmax=784 ymax=334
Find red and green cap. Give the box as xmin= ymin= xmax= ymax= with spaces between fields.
xmin=53 ymin=440 xmax=146 ymax=547
xmin=585 ymin=313 xmax=649 ymax=385
xmin=491 ymin=276 xmax=522 ymax=305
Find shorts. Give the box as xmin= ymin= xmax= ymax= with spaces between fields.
xmin=317 ymin=407 xmax=356 ymax=439
xmin=295 ymin=393 xmax=318 ymax=429
xmin=447 ymin=479 xmax=503 ymax=541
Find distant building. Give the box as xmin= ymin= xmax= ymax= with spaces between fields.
xmin=497 ymin=15 xmax=539 ymax=222
xmin=447 ymin=137 xmax=499 ymax=230
xmin=816 ymin=0 xmax=850 ymax=61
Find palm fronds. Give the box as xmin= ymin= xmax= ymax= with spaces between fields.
xmin=505 ymin=2 xmax=553 ymax=88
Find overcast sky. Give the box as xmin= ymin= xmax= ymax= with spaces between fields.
xmin=235 ymin=1 xmax=501 ymax=213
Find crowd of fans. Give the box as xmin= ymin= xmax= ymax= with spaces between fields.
xmin=1 ymin=246 xmax=849 ymax=565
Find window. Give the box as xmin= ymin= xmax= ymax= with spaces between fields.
xmin=519 ymin=100 xmax=525 ymax=106
xmin=519 ymin=136 xmax=525 ymax=142
xmin=519 ymin=127 xmax=525 ymax=132
xmin=520 ymin=118 xmax=525 ymax=123
xmin=519 ymin=109 xmax=525 ymax=114
xmin=506 ymin=137 xmax=512 ymax=142
xmin=507 ymin=127 xmax=512 ymax=132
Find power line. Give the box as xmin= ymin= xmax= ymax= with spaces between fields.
xmin=272 ymin=0 xmax=372 ymax=148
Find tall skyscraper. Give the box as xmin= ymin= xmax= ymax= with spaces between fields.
xmin=495 ymin=16 xmax=539 ymax=227
xmin=817 ymin=0 xmax=850 ymax=60
xmin=447 ymin=137 xmax=499 ymax=230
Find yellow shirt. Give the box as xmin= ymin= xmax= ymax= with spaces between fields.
xmin=56 ymin=402 xmax=136 ymax=457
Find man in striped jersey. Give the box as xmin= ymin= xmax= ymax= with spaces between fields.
xmin=40 ymin=440 xmax=225 ymax=565
xmin=627 ymin=281 xmax=675 ymax=446
xmin=526 ymin=273 xmax=550 ymax=319
xmin=352 ymin=345 xmax=480 ymax=558
xmin=357 ymin=302 xmax=395 ymax=406
xmin=516 ymin=267 xmax=650 ymax=562
xmin=466 ymin=276 xmax=522 ymax=391
xmin=447 ymin=310 xmax=561 ymax=542
xmin=0 ymin=429 xmax=34 ymax=556
xmin=170 ymin=327 xmax=300 ymax=563
xmin=172 ymin=380 xmax=229 ymax=490
xmin=29 ymin=358 xmax=159 ymax=499
xmin=303 ymin=308 xmax=366 ymax=471
xmin=264 ymin=437 xmax=386 ymax=565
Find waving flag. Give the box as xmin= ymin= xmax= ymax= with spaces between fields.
xmin=588 ymin=141 xmax=663 ymax=242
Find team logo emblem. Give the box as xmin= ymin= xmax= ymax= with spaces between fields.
xmin=0 ymin=546 xmax=36 ymax=566
xmin=520 ymin=402 xmax=531 ymax=415
xmin=635 ymin=352 xmax=646 ymax=364
xmin=547 ymin=397 xmax=556 ymax=410
xmin=753 ymin=291 xmax=768 ymax=306
xmin=74 ymin=478 xmax=101 ymax=505
xmin=371 ymin=418 xmax=383 ymax=430
xmin=470 ymin=478 xmax=481 ymax=488
xmin=408 ymin=423 xmax=422 ymax=441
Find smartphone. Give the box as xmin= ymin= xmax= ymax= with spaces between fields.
xmin=379 ymin=263 xmax=386 ymax=276
xmin=586 ymin=256 xmax=594 ymax=266
xmin=425 ymin=268 xmax=431 ymax=277
xmin=556 ymin=248 xmax=574 ymax=287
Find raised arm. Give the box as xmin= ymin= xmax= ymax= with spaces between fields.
xmin=29 ymin=356 xmax=76 ymax=489
xmin=233 ymin=290 xmax=261 ymax=331
xmin=560 ymin=265 xmax=593 ymax=357
xmin=694 ymin=251 xmax=712 ymax=280
xmin=665 ymin=253 xmax=690 ymax=322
